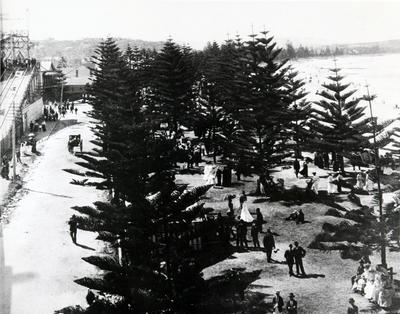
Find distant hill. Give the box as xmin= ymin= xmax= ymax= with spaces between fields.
xmin=31 ymin=38 xmax=165 ymax=66
xmin=326 ymin=39 xmax=400 ymax=55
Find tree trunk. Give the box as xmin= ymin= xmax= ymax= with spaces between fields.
xmin=212 ymin=126 xmax=217 ymax=163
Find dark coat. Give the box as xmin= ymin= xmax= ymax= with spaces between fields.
xmin=293 ymin=246 xmax=306 ymax=260
xmin=263 ymin=233 xmax=275 ymax=249
xmin=272 ymin=295 xmax=284 ymax=312
xmin=284 ymin=249 xmax=295 ymax=264
xmin=286 ymin=299 xmax=298 ymax=314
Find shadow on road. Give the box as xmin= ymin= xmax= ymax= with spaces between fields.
xmin=1 ymin=223 xmax=37 ymax=314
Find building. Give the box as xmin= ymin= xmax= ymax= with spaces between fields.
xmin=62 ymin=66 xmax=91 ymax=101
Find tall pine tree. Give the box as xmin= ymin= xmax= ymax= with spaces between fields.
xmin=309 ymin=63 xmax=371 ymax=171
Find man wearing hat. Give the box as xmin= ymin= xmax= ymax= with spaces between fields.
xmin=286 ymin=293 xmax=298 ymax=314
xmin=293 ymin=241 xmax=306 ymax=276
xmin=347 ymin=297 xmax=358 ymax=314
xmin=284 ymin=244 xmax=295 ymax=276
xmin=263 ymin=229 xmax=276 ymax=263
xmin=272 ymin=291 xmax=284 ymax=313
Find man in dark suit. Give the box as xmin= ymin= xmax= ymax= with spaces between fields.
xmin=293 ymin=158 xmax=300 ymax=178
xmin=284 ymin=244 xmax=295 ymax=276
xmin=263 ymin=229 xmax=275 ymax=262
xmin=293 ymin=241 xmax=306 ymax=276
xmin=286 ymin=293 xmax=298 ymax=314
xmin=272 ymin=291 xmax=284 ymax=313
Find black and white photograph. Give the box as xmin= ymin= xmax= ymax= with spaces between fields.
xmin=1 ymin=0 xmax=400 ymax=313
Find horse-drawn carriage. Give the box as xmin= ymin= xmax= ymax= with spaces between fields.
xmin=68 ymin=134 xmax=82 ymax=153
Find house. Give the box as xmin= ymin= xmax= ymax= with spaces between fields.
xmin=62 ymin=66 xmax=91 ymax=101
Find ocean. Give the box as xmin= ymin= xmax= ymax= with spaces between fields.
xmin=292 ymin=53 xmax=400 ymax=121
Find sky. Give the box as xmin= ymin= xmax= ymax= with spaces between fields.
xmin=2 ymin=0 xmax=400 ymax=49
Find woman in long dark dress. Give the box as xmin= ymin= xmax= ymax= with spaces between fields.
xmin=299 ymin=161 xmax=308 ymax=178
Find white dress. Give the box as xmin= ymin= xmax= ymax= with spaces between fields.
xmin=355 ymin=174 xmax=364 ymax=189
xmin=327 ymin=175 xmax=336 ymax=194
xmin=372 ymin=273 xmax=383 ymax=303
xmin=364 ymin=269 xmax=376 ymax=299
xmin=364 ymin=174 xmax=374 ymax=191
xmin=240 ymin=203 xmax=254 ymax=223
xmin=312 ymin=176 xmax=320 ymax=194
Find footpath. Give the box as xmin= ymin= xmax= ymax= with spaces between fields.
xmin=0 ymin=103 xmax=103 ymax=314
xmin=0 ymin=113 xmax=80 ymax=213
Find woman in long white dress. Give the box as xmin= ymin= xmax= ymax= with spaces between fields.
xmin=372 ymin=272 xmax=384 ymax=303
xmin=240 ymin=201 xmax=254 ymax=223
xmin=364 ymin=172 xmax=374 ymax=191
xmin=364 ymin=265 xmax=376 ymax=300
xmin=327 ymin=173 xmax=337 ymax=195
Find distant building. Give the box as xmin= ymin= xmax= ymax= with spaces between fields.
xmin=61 ymin=66 xmax=91 ymax=101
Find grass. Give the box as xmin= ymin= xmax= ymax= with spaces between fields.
xmin=176 ymin=160 xmax=400 ymax=314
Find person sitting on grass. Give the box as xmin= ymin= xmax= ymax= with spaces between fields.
xmin=286 ymin=209 xmax=299 ymax=222
xmin=295 ymin=209 xmax=305 ymax=224
xmin=285 ymin=209 xmax=304 ymax=224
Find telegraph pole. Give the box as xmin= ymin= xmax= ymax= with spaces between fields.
xmin=12 ymin=101 xmax=16 ymax=181
xmin=365 ymin=84 xmax=386 ymax=268
xmin=60 ymin=81 xmax=64 ymax=105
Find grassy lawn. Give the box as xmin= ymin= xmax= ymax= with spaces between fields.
xmin=176 ymin=159 xmax=400 ymax=314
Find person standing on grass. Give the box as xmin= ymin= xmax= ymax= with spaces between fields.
xmin=311 ymin=172 xmax=320 ymax=195
xmin=251 ymin=222 xmax=260 ymax=248
xmin=293 ymin=241 xmax=306 ymax=276
xmin=327 ymin=172 xmax=335 ymax=195
xmin=299 ymin=160 xmax=308 ymax=178
xmin=284 ymin=244 xmax=295 ymax=276
xmin=227 ymin=194 xmax=235 ymax=215
xmin=293 ymin=158 xmax=300 ymax=178
xmin=263 ymin=229 xmax=275 ymax=262
xmin=286 ymin=293 xmax=298 ymax=314
xmin=69 ymin=216 xmax=78 ymax=244
xmin=272 ymin=291 xmax=284 ymax=313
xmin=336 ymin=171 xmax=343 ymax=193
xmin=255 ymin=207 xmax=264 ymax=232
xmin=347 ymin=297 xmax=358 ymax=314
xmin=239 ymin=190 xmax=247 ymax=210
xmin=216 ymin=167 xmax=222 ymax=186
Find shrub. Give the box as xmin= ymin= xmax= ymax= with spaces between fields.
xmin=324 ymin=208 xmax=342 ymax=217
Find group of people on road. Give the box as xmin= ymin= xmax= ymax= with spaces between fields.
xmin=29 ymin=120 xmax=47 ymax=133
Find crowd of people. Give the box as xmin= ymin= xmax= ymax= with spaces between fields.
xmin=202 ymin=149 xmax=398 ymax=313
xmin=352 ymin=258 xmax=395 ymax=310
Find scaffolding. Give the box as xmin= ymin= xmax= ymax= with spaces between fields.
xmin=1 ymin=31 xmax=34 ymax=64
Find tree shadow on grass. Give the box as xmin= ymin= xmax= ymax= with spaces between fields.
xmin=75 ymin=242 xmax=95 ymax=251
xmin=253 ymin=198 xmax=268 ymax=204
